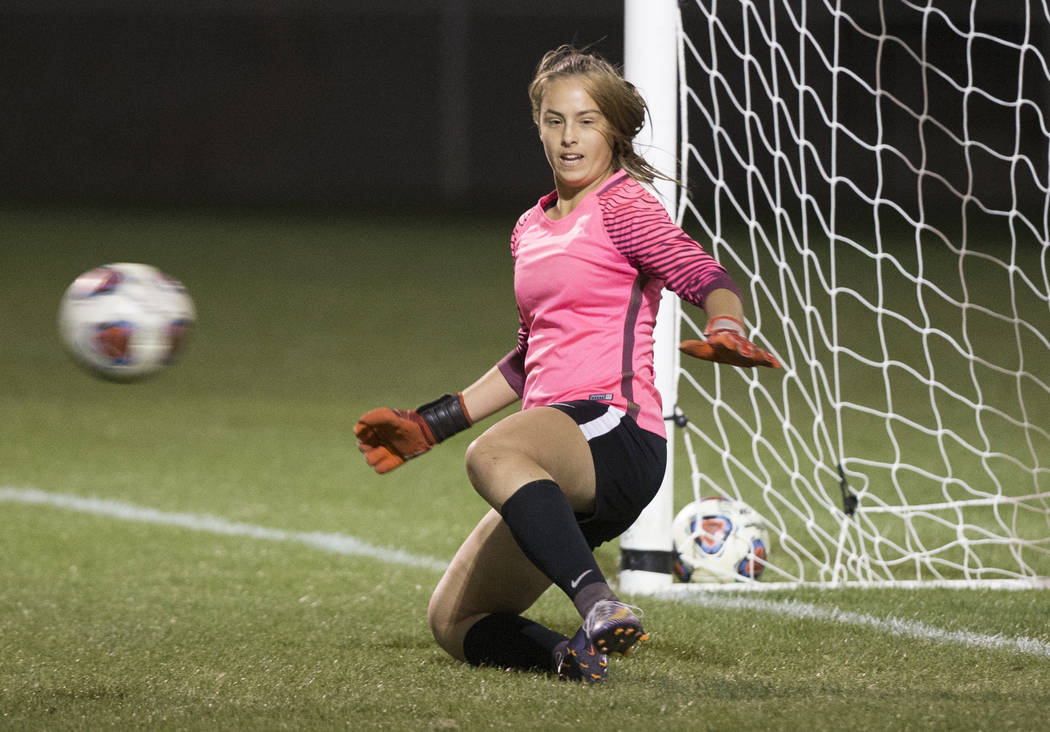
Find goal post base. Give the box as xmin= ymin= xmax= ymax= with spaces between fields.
xmin=618 ymin=569 xmax=674 ymax=596
xmin=618 ymin=547 xmax=675 ymax=594
xmin=620 ymin=547 xmax=676 ymax=574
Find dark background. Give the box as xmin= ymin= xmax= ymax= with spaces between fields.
xmin=0 ymin=1 xmax=624 ymax=209
xmin=1 ymin=1 xmax=1044 ymax=210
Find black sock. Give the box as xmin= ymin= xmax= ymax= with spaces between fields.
xmin=571 ymin=581 xmax=618 ymax=619
xmin=499 ymin=479 xmax=615 ymax=615
xmin=462 ymin=613 xmax=566 ymax=672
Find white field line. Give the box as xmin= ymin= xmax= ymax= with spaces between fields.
xmin=3 ymin=486 xmax=1048 ymax=659
xmin=0 ymin=486 xmax=448 ymax=572
xmin=656 ymin=591 xmax=1050 ymax=659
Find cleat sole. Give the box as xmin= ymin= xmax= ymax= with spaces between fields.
xmin=594 ymin=626 xmax=648 ymax=656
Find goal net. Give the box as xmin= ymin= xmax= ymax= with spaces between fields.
xmin=621 ymin=0 xmax=1050 ymax=589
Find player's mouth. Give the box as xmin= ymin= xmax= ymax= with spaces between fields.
xmin=560 ymin=153 xmax=584 ymax=166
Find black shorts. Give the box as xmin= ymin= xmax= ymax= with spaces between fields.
xmin=548 ymin=400 xmax=667 ymax=549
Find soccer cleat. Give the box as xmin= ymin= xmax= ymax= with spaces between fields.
xmin=581 ymin=600 xmax=648 ymax=656
xmin=554 ymin=627 xmax=609 ymax=683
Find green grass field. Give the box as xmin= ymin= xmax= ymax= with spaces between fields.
xmin=2 ymin=204 xmax=1049 ymax=730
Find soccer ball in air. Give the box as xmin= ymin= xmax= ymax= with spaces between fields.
xmin=58 ymin=263 xmax=195 ymax=382
xmin=672 ymin=496 xmax=770 ymax=582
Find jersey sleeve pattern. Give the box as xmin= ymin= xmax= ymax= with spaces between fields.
xmin=598 ymin=177 xmax=740 ymax=308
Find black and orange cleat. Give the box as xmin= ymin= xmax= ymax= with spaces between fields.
xmin=583 ymin=600 xmax=648 ymax=656
xmin=554 ymin=628 xmax=609 ymax=684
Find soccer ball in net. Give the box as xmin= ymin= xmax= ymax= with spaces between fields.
xmin=672 ymin=496 xmax=770 ymax=583
xmin=58 ymin=262 xmax=196 ymax=382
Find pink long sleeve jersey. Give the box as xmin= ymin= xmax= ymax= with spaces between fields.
xmin=497 ymin=171 xmax=740 ymax=438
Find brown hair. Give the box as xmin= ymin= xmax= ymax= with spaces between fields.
xmin=528 ymin=44 xmax=673 ymax=186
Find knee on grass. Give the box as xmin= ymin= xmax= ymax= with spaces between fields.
xmin=426 ymin=593 xmax=472 ymax=663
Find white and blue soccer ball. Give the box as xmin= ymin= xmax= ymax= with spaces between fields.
xmin=672 ymin=496 xmax=770 ymax=582
xmin=58 ymin=262 xmax=195 ymax=382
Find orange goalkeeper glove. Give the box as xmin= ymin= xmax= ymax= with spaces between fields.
xmin=679 ymin=316 xmax=781 ymax=369
xmin=354 ymin=393 xmax=473 ymax=474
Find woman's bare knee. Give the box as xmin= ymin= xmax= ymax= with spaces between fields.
xmin=463 ymin=435 xmax=531 ymax=510
xmin=462 ymin=434 xmax=493 ymax=489
xmin=464 ymin=409 xmax=595 ymax=511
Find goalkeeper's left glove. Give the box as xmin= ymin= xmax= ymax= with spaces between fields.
xmin=679 ymin=315 xmax=781 ymax=369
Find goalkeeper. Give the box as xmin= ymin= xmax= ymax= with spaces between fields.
xmin=356 ymin=44 xmax=779 ymax=683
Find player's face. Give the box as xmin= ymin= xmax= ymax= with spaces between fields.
xmin=538 ymin=77 xmax=615 ymax=199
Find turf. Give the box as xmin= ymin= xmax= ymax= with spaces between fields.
xmin=1 ymin=205 xmax=1048 ymax=730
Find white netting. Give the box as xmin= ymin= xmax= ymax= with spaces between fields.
xmin=671 ymin=0 xmax=1050 ymax=585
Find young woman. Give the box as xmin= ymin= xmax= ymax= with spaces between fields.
xmin=355 ymin=45 xmax=779 ymax=683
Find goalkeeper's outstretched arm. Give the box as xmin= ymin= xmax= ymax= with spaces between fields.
xmin=355 ymin=364 xmax=520 ymax=475
xmin=678 ymin=287 xmax=781 ymax=369
xmin=460 ymin=364 xmax=521 ymax=423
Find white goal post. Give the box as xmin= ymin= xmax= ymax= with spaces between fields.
xmin=620 ymin=0 xmax=1050 ymax=591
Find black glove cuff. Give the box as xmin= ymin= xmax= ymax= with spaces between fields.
xmin=416 ymin=393 xmax=473 ymax=443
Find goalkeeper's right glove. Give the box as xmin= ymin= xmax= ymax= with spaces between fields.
xmin=354 ymin=393 xmax=472 ymax=474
